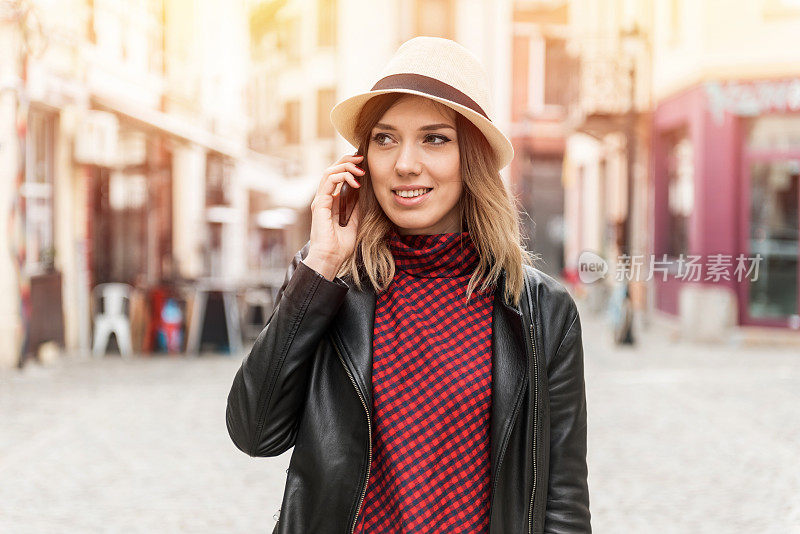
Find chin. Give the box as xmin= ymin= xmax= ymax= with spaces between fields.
xmin=393 ymin=216 xmax=434 ymax=229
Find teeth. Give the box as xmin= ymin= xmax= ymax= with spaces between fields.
xmin=395 ymin=188 xmax=431 ymax=198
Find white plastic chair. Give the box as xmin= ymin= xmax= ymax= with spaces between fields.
xmin=91 ymin=283 xmax=134 ymax=358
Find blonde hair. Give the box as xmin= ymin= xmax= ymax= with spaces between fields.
xmin=336 ymin=93 xmax=540 ymax=308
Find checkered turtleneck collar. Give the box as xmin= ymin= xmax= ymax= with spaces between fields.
xmin=387 ymin=227 xmax=480 ymax=278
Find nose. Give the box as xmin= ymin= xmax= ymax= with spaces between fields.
xmin=394 ymin=142 xmax=423 ymax=177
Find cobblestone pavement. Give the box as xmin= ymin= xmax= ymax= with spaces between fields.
xmin=1 ymin=305 xmax=799 ymax=533
xmin=582 ymin=305 xmax=800 ymax=534
xmin=0 ymin=353 xmax=289 ymax=533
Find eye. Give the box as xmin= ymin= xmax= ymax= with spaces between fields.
xmin=426 ymin=134 xmax=451 ymax=145
xmin=371 ymin=133 xmax=392 ymax=146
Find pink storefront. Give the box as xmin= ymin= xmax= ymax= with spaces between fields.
xmin=653 ymin=76 xmax=800 ymax=329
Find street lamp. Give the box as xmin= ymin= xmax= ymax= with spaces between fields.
xmin=612 ymin=22 xmax=646 ymax=345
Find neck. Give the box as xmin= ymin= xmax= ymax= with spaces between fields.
xmin=388 ymin=228 xmax=478 ymax=279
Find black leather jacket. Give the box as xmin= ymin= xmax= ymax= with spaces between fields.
xmin=226 ymin=241 xmax=591 ymax=533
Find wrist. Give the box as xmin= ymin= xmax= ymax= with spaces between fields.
xmin=303 ymin=252 xmax=342 ymax=281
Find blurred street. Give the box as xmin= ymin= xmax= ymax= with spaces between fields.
xmin=2 ymin=303 xmax=799 ymax=533
xmin=1 ymin=1 xmax=799 ymax=532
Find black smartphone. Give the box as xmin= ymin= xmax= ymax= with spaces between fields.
xmin=338 ymin=150 xmax=363 ymax=227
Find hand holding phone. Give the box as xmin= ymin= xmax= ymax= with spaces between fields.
xmin=338 ymin=151 xmax=363 ymax=227
xmin=307 ymin=152 xmax=364 ymax=270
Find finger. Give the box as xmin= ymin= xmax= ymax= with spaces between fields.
xmin=343 ymin=170 xmax=363 ymax=191
xmin=329 ymin=161 xmax=365 ymax=179
xmin=338 ymin=152 xmax=365 ymax=163
xmin=318 ymin=162 xmax=364 ymax=195
xmin=320 ymin=171 xmax=361 ymax=199
xmin=319 ymin=171 xmax=350 ymax=199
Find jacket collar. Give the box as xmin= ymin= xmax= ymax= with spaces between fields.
xmin=328 ymin=268 xmax=528 ymax=487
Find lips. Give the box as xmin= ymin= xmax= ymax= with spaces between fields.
xmin=392 ymin=187 xmax=433 ymax=206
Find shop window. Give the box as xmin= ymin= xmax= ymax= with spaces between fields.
xmin=92 ymin=0 xmax=164 ymax=75
xmin=109 ymin=172 xmax=147 ymax=210
xmin=23 ymin=108 xmax=57 ymax=274
xmin=665 ymin=132 xmax=694 ymax=257
xmin=317 ymin=88 xmax=336 ymax=138
xmin=318 ymin=0 xmax=336 ymax=48
xmin=90 ymin=133 xmax=172 ymax=286
xmin=746 ymin=114 xmax=800 ymax=153
xmin=91 ymin=167 xmax=148 ymax=286
xmin=414 ymin=0 xmax=454 ymax=40
xmin=748 ymin=160 xmax=799 ymax=319
xmin=277 ymin=17 xmax=301 ymax=62
xmin=544 ymin=38 xmax=579 ymax=109
xmin=281 ymin=100 xmax=301 ymax=145
xmin=87 ymin=0 xmax=96 ymax=43
xmin=206 ymin=152 xmax=234 ymax=206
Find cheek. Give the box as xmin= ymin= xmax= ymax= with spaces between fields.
xmin=367 ymin=156 xmax=391 ymax=186
xmin=430 ymin=150 xmax=460 ymax=179
xmin=431 ymin=154 xmax=461 ymax=191
xmin=441 ymin=182 xmax=463 ymax=206
xmin=439 ymin=158 xmax=463 ymax=206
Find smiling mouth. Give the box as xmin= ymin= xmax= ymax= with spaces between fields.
xmin=393 ymin=188 xmax=433 ymax=198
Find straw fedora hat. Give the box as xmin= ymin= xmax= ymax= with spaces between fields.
xmin=330 ymin=36 xmax=514 ymax=171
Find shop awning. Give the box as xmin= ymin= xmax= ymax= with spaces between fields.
xmin=91 ymin=94 xmax=243 ymax=158
xmin=256 ymin=208 xmax=298 ymax=229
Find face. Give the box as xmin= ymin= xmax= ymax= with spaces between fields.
xmin=367 ymin=94 xmax=462 ymax=236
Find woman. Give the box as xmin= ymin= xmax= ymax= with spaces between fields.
xmin=226 ymin=36 xmax=590 ymax=534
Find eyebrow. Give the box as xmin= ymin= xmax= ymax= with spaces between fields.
xmin=374 ymin=122 xmax=456 ymax=132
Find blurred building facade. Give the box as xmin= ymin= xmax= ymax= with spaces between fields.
xmin=510 ymin=0 xmax=579 ymax=277
xmin=5 ymin=0 xmax=798 ymax=368
xmin=561 ymin=0 xmax=800 ymax=337
xmin=0 ymin=0 xmax=282 ymax=368
xmin=650 ymin=0 xmax=800 ymax=335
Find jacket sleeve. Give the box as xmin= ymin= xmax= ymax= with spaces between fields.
xmin=226 ymin=241 xmax=349 ymax=457
xmin=545 ymin=297 xmax=591 ymax=533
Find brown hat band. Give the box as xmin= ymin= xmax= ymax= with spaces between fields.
xmin=370 ymin=73 xmax=490 ymax=121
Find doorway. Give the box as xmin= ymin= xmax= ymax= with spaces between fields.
xmin=740 ymin=115 xmax=800 ymax=327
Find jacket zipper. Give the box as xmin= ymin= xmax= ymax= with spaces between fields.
xmin=528 ymin=321 xmax=538 ymax=534
xmin=488 ymin=367 xmax=526 ymax=526
xmin=331 ymin=338 xmax=372 ymax=534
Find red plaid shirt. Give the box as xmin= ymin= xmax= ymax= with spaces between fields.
xmin=354 ymin=228 xmax=495 ymax=533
